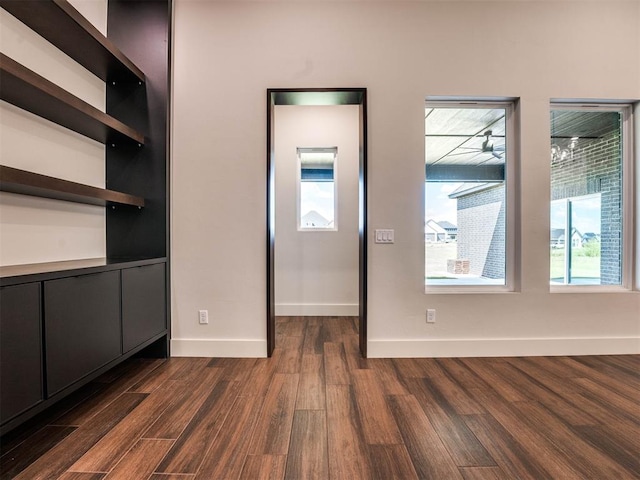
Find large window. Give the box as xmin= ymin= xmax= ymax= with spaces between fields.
xmin=550 ymin=105 xmax=632 ymax=287
xmin=298 ymin=147 xmax=337 ymax=230
xmin=425 ymin=100 xmax=515 ymax=289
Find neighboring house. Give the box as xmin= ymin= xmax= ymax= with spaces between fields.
xmin=550 ymin=228 xmax=585 ymax=248
xmin=425 ymin=219 xmax=448 ymax=242
xmin=582 ymin=232 xmax=600 ymax=243
xmin=301 ymin=210 xmax=330 ymax=228
xmin=437 ymin=220 xmax=457 ymax=240
xmin=571 ymin=229 xmax=584 ymax=248
xmin=550 ymin=228 xmax=565 ymax=248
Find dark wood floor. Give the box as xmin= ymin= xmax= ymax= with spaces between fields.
xmin=1 ymin=316 xmax=639 ymax=479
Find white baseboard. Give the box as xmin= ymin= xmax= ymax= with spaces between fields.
xmin=170 ymin=336 xmax=639 ymax=358
xmin=171 ymin=338 xmax=267 ymax=357
xmin=367 ymin=337 xmax=640 ymax=358
xmin=275 ymin=303 xmax=359 ymax=316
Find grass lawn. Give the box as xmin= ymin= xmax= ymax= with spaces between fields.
xmin=550 ymin=247 xmax=600 ymax=281
xmin=427 ymin=243 xmax=601 ymax=282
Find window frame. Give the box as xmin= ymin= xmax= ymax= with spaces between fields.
xmin=424 ymin=98 xmax=518 ymax=294
xmin=297 ymin=147 xmax=338 ymax=232
xmin=549 ymin=102 xmax=635 ymax=293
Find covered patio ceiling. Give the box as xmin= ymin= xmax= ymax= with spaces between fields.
xmin=550 ymin=110 xmax=620 ymax=140
xmin=425 ymin=107 xmax=619 ymax=183
xmin=425 ymin=107 xmax=506 ymax=167
xmin=425 ymin=106 xmax=506 ymax=183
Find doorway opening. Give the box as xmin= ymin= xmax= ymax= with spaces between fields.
xmin=267 ymin=88 xmax=367 ymax=357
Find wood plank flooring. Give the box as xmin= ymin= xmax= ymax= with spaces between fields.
xmin=1 ymin=316 xmax=639 ymax=479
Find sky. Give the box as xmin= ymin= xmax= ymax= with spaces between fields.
xmin=428 ymin=184 xmax=602 ymax=234
xmin=303 ymin=180 xmax=601 ymax=234
xmin=302 ymin=180 xmax=461 ymax=227
xmin=300 ymin=181 xmax=335 ymax=223
xmin=425 ymin=182 xmax=460 ymax=224
xmin=551 ymin=195 xmax=601 ymax=234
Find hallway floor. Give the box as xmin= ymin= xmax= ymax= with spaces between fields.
xmin=1 ymin=316 xmax=639 ymax=479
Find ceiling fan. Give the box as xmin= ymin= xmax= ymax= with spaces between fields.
xmin=458 ymin=130 xmax=504 ymax=159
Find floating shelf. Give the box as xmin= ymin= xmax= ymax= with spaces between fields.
xmin=0 ymin=54 xmax=145 ymax=146
xmin=0 ymin=165 xmax=145 ymax=208
xmin=0 ymin=0 xmax=145 ymax=83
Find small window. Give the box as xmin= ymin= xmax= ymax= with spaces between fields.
xmin=298 ymin=147 xmax=337 ymax=230
xmin=550 ymin=104 xmax=632 ymax=287
xmin=425 ymin=100 xmax=516 ymax=290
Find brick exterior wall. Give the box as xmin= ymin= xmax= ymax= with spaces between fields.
xmin=455 ymin=130 xmax=621 ymax=284
xmin=551 ymin=130 xmax=622 ymax=284
xmin=456 ymin=184 xmax=505 ymax=279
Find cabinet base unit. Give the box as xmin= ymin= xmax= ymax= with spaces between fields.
xmin=0 ymin=259 xmax=168 ymax=436
xmin=0 ymin=283 xmax=43 ymax=425
xmin=122 ymin=263 xmax=167 ymax=353
xmin=44 ymin=271 xmax=122 ymax=397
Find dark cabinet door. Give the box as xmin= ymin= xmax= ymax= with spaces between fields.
xmin=122 ymin=263 xmax=166 ymax=353
xmin=44 ymin=271 xmax=121 ymax=396
xmin=0 ymin=283 xmax=42 ymax=423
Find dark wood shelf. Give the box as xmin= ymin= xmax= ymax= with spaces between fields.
xmin=0 ymin=54 xmax=145 ymax=146
xmin=0 ymin=0 xmax=145 ymax=83
xmin=0 ymin=165 xmax=144 ymax=208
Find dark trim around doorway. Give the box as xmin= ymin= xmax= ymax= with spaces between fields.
xmin=266 ymin=88 xmax=368 ymax=357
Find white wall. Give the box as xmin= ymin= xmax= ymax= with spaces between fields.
xmin=274 ymin=105 xmax=359 ymax=317
xmin=171 ymin=0 xmax=640 ymax=358
xmin=0 ymin=1 xmax=108 ymax=266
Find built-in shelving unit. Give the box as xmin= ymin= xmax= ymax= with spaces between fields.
xmin=0 ymin=0 xmax=145 ymax=83
xmin=0 ymin=0 xmax=170 ymax=436
xmin=0 ymin=166 xmax=145 ymax=207
xmin=0 ymin=53 xmax=145 ymax=145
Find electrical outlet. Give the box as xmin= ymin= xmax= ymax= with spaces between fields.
xmin=198 ymin=309 xmax=209 ymax=324
xmin=426 ymin=309 xmax=436 ymax=323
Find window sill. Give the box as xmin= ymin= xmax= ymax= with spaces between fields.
xmin=424 ymin=285 xmax=517 ymax=295
xmin=550 ymin=285 xmax=635 ymax=294
xmin=298 ymin=228 xmax=338 ymax=233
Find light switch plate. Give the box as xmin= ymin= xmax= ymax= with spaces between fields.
xmin=374 ymin=229 xmax=394 ymax=244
